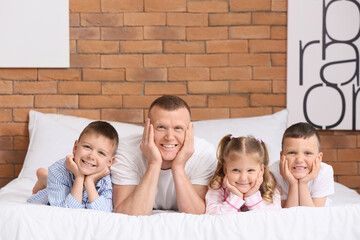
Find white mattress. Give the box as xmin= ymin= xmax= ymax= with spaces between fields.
xmin=1 ymin=177 xmax=360 ymax=240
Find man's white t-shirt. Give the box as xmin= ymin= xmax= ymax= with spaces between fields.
xmin=270 ymin=160 xmax=335 ymax=206
xmin=111 ymin=134 xmax=217 ymax=210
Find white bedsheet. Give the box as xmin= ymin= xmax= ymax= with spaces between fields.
xmin=0 ymin=177 xmax=360 ymax=240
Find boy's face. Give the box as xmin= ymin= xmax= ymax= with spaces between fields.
xmin=281 ymin=135 xmax=322 ymax=179
xmin=149 ymin=105 xmax=190 ymax=162
xmin=73 ymin=132 xmax=115 ymax=176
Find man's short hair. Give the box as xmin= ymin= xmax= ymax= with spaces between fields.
xmin=79 ymin=121 xmax=119 ymax=155
xmin=149 ymin=95 xmax=191 ymax=116
xmin=282 ymin=122 xmax=321 ymax=151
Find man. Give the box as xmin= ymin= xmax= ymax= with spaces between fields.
xmin=111 ymin=95 xmax=217 ymax=215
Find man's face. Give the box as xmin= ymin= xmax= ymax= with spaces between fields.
xmin=149 ymin=106 xmax=190 ymax=162
xmin=281 ymin=136 xmax=322 ymax=179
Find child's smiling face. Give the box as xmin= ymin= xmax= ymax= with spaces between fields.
xmin=73 ymin=132 xmax=115 ymax=176
xmin=281 ymin=135 xmax=322 ymax=179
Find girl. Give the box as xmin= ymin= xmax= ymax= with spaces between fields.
xmin=205 ymin=135 xmax=281 ymax=214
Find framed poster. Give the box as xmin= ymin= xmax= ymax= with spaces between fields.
xmin=287 ymin=0 xmax=360 ymax=130
xmin=0 ymin=0 xmax=69 ymax=68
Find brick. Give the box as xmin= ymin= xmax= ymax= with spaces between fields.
xmin=102 ymin=109 xmax=144 ymax=123
xmin=321 ymin=149 xmax=337 ymax=162
xmin=121 ymin=41 xmax=163 ymax=54
xmin=250 ymin=40 xmax=287 ymax=53
xmin=83 ymin=69 xmax=125 ymax=81
xmin=211 ymin=67 xmax=252 ymax=80
xmin=272 ymin=0 xmax=287 ymax=11
xmin=102 ymin=0 xmax=143 ymax=12
xmin=70 ymin=54 xmax=100 ymax=68
xmin=15 ymin=164 xmax=22 ymax=177
xmin=208 ymin=95 xmax=249 ymax=108
xmin=271 ymin=26 xmax=287 ymax=40
xmin=70 ymin=0 xmax=100 ymax=12
xmin=102 ymin=27 xmax=143 ymax=40
xmin=124 ymin=13 xmax=166 ymax=26
xmin=0 ymin=81 xmax=12 ymax=94
xmin=0 ymin=109 xmax=12 ymax=122
xmin=164 ymin=41 xmax=205 ymax=53
xmin=102 ymin=82 xmax=144 ymax=95
xmin=123 ymin=96 xmax=159 ymax=108
xmin=180 ymin=95 xmax=207 ymax=108
xmin=70 ymin=40 xmax=77 ymax=54
xmin=187 ymin=27 xmax=228 ymax=40
xmin=191 ymin=108 xmax=229 ymax=121
xmin=231 ymin=107 xmax=272 ymax=118
xmin=38 ymin=69 xmax=81 ymax=81
xmin=0 ymin=96 xmax=33 ymax=108
xmin=0 ymin=123 xmax=27 ymax=136
xmin=206 ymin=40 xmax=248 ymax=53
xmin=188 ymin=81 xmax=229 ymax=94
xmin=70 ymin=27 xmax=100 ymax=40
xmin=145 ymin=0 xmax=186 ymax=12
xmin=338 ymin=149 xmax=360 ymax=161
xmin=231 ymin=81 xmax=272 ymax=93
xmin=0 ymin=69 xmax=37 ymax=80
xmin=13 ymin=108 xmax=57 ymax=122
xmin=101 ymin=55 xmax=143 ymax=68
xmin=168 ymin=68 xmax=209 ymax=81
xmin=186 ymin=54 xmax=228 ymax=67
xmin=209 ymin=13 xmax=251 ymax=26
xmin=81 ymin=13 xmax=123 ymax=27
xmin=58 ymin=81 xmax=101 ymax=94
xmin=145 ymin=82 xmax=187 ymax=95
xmin=0 ymin=164 xmax=14 ymax=178
xmin=271 ymin=53 xmax=286 ymax=66
xmin=167 ymin=13 xmax=208 ymax=26
xmin=58 ymin=109 xmax=100 ymax=120
xmin=35 ymin=95 xmax=78 ymax=108
xmin=328 ymin=162 xmax=358 ymax=175
xmin=253 ymin=67 xmax=286 ymax=79
xmin=230 ymin=26 xmax=270 ymax=39
xmin=77 ymin=40 xmax=119 ymax=53
xmin=0 ymin=151 xmax=26 ymax=164
xmin=14 ymin=136 xmax=29 ymax=150
xmin=230 ymin=53 xmax=271 ymax=67
xmin=253 ymin=12 xmax=287 ymax=25
xmin=79 ymin=95 xmax=123 ymax=108
xmin=0 ymin=137 xmax=13 ymax=150
xmin=273 ymin=80 xmax=286 ymax=93
xmin=230 ymin=0 xmax=270 ymax=11
xmin=338 ymin=176 xmax=360 ymax=188
xmin=144 ymin=27 xmax=185 ymax=40
xmin=127 ymin=68 xmax=167 ymax=81
xmin=0 ymin=179 xmax=12 ymax=188
xmin=188 ymin=0 xmax=228 ymax=13
xmin=70 ymin=13 xmax=80 ymax=26
xmin=14 ymin=81 xmax=57 ymax=94
xmin=250 ymin=94 xmax=286 ymax=107
xmin=144 ymin=54 xmax=185 ymax=67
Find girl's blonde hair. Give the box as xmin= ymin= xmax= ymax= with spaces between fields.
xmin=208 ymin=134 xmax=277 ymax=203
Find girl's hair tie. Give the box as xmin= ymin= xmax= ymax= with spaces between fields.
xmin=256 ymin=137 xmax=263 ymax=143
xmin=229 ymin=135 xmax=234 ymax=140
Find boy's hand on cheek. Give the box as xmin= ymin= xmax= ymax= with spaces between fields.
xmin=280 ymin=156 xmax=298 ymax=185
xmin=300 ymin=156 xmax=321 ymax=184
xmin=66 ymin=155 xmax=83 ymax=178
xmin=85 ymin=167 xmax=110 ymax=186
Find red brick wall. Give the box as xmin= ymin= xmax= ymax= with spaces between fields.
xmin=0 ymin=0 xmax=359 ymax=193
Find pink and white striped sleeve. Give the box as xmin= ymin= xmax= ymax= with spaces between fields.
xmin=244 ymin=189 xmax=282 ymax=210
xmin=205 ymin=187 xmax=245 ymax=215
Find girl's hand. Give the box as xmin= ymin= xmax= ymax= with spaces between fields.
xmin=280 ymin=155 xmax=298 ymax=185
xmin=244 ymin=171 xmax=263 ymax=198
xmin=65 ymin=155 xmax=83 ymax=178
xmin=299 ymin=155 xmax=321 ymax=184
xmin=223 ymin=176 xmax=243 ymax=198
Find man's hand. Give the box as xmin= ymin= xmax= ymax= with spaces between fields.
xmin=299 ymin=155 xmax=321 ymax=184
xmin=280 ymin=155 xmax=298 ymax=185
xmin=172 ymin=122 xmax=194 ymax=170
xmin=140 ymin=118 xmax=162 ymax=166
xmin=223 ymin=175 xmax=243 ymax=198
xmin=65 ymin=155 xmax=84 ymax=178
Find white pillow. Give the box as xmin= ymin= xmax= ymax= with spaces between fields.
xmin=19 ymin=110 xmax=143 ymax=179
xmin=193 ymin=109 xmax=288 ymax=165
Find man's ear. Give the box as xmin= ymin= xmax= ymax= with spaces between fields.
xmin=72 ymin=140 xmax=78 ymax=156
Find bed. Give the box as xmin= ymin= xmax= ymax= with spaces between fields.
xmin=1 ymin=110 xmax=360 ymax=240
